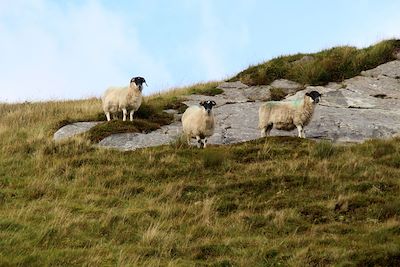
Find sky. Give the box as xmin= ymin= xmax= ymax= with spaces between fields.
xmin=0 ymin=0 xmax=399 ymax=103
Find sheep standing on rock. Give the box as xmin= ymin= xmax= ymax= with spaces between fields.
xmin=102 ymin=77 xmax=147 ymax=121
xmin=258 ymin=91 xmax=321 ymax=138
xmin=182 ymin=100 xmax=216 ymax=148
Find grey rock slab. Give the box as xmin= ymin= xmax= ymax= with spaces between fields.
xmin=361 ymin=60 xmax=400 ymax=79
xmin=242 ymin=86 xmax=272 ymax=101
xmin=208 ymin=102 xmax=261 ymax=145
xmin=270 ymin=79 xmax=303 ymax=93
xmin=98 ymin=122 xmax=182 ymax=151
xmin=305 ymin=106 xmax=400 ymax=142
xmin=184 ymin=84 xmax=250 ymax=107
xmin=54 ymin=121 xmax=102 ymax=141
xmin=343 ymin=75 xmax=400 ymax=109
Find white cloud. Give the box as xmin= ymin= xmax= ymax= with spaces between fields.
xmin=0 ymin=0 xmax=172 ymax=102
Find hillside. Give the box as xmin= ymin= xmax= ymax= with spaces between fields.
xmin=55 ymin=59 xmax=400 ymax=149
xmin=1 ymin=40 xmax=400 ymax=266
xmin=230 ymin=39 xmax=400 ymax=86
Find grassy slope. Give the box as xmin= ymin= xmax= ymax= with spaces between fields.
xmin=230 ymin=39 xmax=400 ymax=86
xmin=1 ymin=42 xmax=400 ymax=265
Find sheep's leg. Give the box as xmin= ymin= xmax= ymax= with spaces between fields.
xmin=105 ymin=112 xmax=111 ymax=121
xmin=196 ymin=136 xmax=202 ymax=148
xmin=296 ymin=125 xmax=305 ymax=138
xmin=186 ymin=135 xmax=191 ymax=145
xmin=130 ymin=110 xmax=134 ymax=121
xmin=112 ymin=113 xmax=118 ymax=120
xmin=261 ymin=124 xmax=273 ymax=137
xmin=261 ymin=128 xmax=266 ymax=137
xmin=203 ymin=138 xmax=208 ymax=148
xmin=122 ymin=108 xmax=127 ymax=121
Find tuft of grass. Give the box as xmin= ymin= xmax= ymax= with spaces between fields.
xmin=312 ymin=141 xmax=336 ymax=159
xmin=230 ymin=39 xmax=400 ymax=86
xmin=169 ymin=134 xmax=191 ymax=150
xmin=269 ymin=87 xmax=287 ymax=101
xmin=202 ymin=149 xmax=227 ymax=169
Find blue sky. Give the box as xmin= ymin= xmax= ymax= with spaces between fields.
xmin=0 ymin=0 xmax=399 ymax=102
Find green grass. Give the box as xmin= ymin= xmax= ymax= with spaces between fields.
xmin=230 ymin=39 xmax=400 ymax=86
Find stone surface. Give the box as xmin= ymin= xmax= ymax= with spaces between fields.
xmin=54 ymin=122 xmax=102 ymax=141
xmin=98 ymin=122 xmax=182 ymax=151
xmin=242 ymin=86 xmax=272 ymax=101
xmin=361 ymin=60 xmax=400 ymax=79
xmin=54 ymin=60 xmax=400 ymax=149
xmin=270 ymin=79 xmax=303 ymax=91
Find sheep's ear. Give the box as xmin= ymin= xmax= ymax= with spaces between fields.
xmin=305 ymin=92 xmax=310 ymax=97
xmin=199 ymin=101 xmax=205 ymax=106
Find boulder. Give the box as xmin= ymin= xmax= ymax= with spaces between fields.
xmin=270 ymin=79 xmax=304 ymax=94
xmin=54 ymin=122 xmax=102 ymax=141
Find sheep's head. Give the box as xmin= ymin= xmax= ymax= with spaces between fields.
xmin=130 ymin=77 xmax=148 ymax=92
xmin=200 ymin=100 xmax=216 ymax=115
xmin=305 ymin=91 xmax=321 ymax=104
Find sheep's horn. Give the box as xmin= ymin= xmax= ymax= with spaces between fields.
xmin=145 ymin=82 xmax=148 ymax=87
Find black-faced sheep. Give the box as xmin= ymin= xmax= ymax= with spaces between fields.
xmin=102 ymin=76 xmax=147 ymax=121
xmin=258 ymin=91 xmax=321 ymax=138
xmin=182 ymin=100 xmax=216 ymax=148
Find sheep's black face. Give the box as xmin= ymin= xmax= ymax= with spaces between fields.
xmin=131 ymin=76 xmax=147 ymax=91
xmin=306 ymin=91 xmax=322 ymax=103
xmin=200 ymin=100 xmax=216 ymax=115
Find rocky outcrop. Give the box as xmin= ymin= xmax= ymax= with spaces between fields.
xmin=54 ymin=60 xmax=400 ymax=149
xmin=54 ymin=122 xmax=102 ymax=141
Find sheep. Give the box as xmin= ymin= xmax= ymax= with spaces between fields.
xmin=258 ymin=90 xmax=321 ymax=138
xmin=182 ymin=100 xmax=216 ymax=148
xmin=102 ymin=76 xmax=147 ymax=121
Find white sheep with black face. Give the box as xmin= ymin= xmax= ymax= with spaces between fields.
xmin=258 ymin=90 xmax=321 ymax=138
xmin=102 ymin=76 xmax=147 ymax=121
xmin=182 ymin=100 xmax=216 ymax=148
